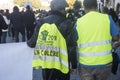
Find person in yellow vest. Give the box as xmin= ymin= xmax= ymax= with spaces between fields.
xmin=75 ymin=0 xmax=119 ymax=80
xmin=27 ymin=0 xmax=77 ymax=80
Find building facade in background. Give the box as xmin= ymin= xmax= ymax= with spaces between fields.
xmin=0 ymin=0 xmax=120 ymax=12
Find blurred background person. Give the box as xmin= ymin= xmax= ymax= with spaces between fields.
xmin=0 ymin=9 xmax=10 ymax=43
xmin=75 ymin=0 xmax=119 ymax=80
xmin=0 ymin=9 xmax=7 ymax=43
xmin=10 ymin=6 xmax=25 ymax=42
xmin=23 ymin=5 xmax=36 ymax=40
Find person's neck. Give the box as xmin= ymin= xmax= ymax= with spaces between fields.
xmin=85 ymin=8 xmax=97 ymax=13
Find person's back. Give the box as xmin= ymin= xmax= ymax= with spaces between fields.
xmin=28 ymin=11 xmax=76 ymax=80
xmin=10 ymin=6 xmax=24 ymax=31
xmin=0 ymin=9 xmax=10 ymax=43
xmin=24 ymin=9 xmax=35 ymax=26
xmin=24 ymin=5 xmax=35 ymax=40
xmin=0 ymin=13 xmax=7 ymax=43
xmin=77 ymin=11 xmax=112 ymax=66
xmin=10 ymin=11 xmax=24 ymax=29
xmin=27 ymin=0 xmax=77 ymax=80
xmin=75 ymin=0 xmax=119 ymax=80
xmin=10 ymin=6 xmax=25 ymax=42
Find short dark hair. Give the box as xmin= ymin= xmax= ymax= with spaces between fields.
xmin=26 ymin=5 xmax=31 ymax=10
xmin=13 ymin=6 xmax=19 ymax=12
xmin=83 ymin=0 xmax=97 ymax=9
xmin=102 ymin=6 xmax=109 ymax=14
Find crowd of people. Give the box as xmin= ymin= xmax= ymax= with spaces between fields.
xmin=0 ymin=5 xmax=51 ymax=43
xmin=28 ymin=0 xmax=120 ymax=80
xmin=0 ymin=6 xmax=35 ymax=43
xmin=0 ymin=0 xmax=86 ymax=44
xmin=0 ymin=0 xmax=120 ymax=80
xmin=0 ymin=1 xmax=119 ymax=44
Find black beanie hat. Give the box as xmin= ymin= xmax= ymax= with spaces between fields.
xmin=83 ymin=0 xmax=97 ymax=9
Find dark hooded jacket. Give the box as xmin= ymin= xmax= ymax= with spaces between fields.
xmin=27 ymin=10 xmax=77 ymax=69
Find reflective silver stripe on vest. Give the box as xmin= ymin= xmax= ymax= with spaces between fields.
xmin=78 ymin=40 xmax=111 ymax=48
xmin=79 ymin=50 xmax=112 ymax=56
xmin=33 ymin=55 xmax=68 ymax=67
xmin=35 ymin=45 xmax=67 ymax=56
xmin=33 ymin=55 xmax=39 ymax=60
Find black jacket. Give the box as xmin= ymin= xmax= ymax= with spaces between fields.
xmin=23 ymin=10 xmax=35 ymax=28
xmin=0 ymin=14 xmax=7 ymax=36
xmin=10 ymin=11 xmax=25 ymax=31
xmin=27 ymin=11 xmax=77 ymax=69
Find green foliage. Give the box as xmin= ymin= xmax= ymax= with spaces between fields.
xmin=13 ymin=0 xmax=23 ymax=6
xmin=13 ymin=0 xmax=43 ymax=9
xmin=31 ymin=0 xmax=42 ymax=9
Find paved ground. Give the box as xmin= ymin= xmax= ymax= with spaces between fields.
xmin=5 ymin=34 xmax=120 ymax=80
xmin=32 ymin=66 xmax=120 ymax=80
xmin=33 ymin=68 xmax=80 ymax=80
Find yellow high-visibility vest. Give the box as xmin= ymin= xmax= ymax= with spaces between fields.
xmin=33 ymin=23 xmax=69 ymax=73
xmin=76 ymin=11 xmax=112 ymax=66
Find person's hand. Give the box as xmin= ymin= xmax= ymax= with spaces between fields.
xmin=70 ymin=69 xmax=77 ymax=74
xmin=34 ymin=66 xmax=40 ymax=70
xmin=112 ymin=42 xmax=120 ymax=49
